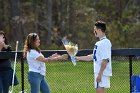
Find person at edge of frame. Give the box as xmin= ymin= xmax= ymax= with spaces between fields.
xmin=0 ymin=31 xmax=19 ymax=93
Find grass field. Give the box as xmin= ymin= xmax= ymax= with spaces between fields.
xmin=10 ymin=60 xmax=140 ymax=93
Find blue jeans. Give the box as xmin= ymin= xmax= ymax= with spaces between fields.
xmin=28 ymin=71 xmax=50 ymax=93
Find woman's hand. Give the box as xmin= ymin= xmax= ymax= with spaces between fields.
xmin=47 ymin=54 xmax=68 ymax=62
xmin=60 ymin=54 xmax=68 ymax=60
xmin=51 ymin=53 xmax=68 ymax=60
xmin=0 ymin=40 xmax=9 ymax=49
xmin=50 ymin=53 xmax=61 ymax=58
xmin=0 ymin=41 xmax=4 ymax=47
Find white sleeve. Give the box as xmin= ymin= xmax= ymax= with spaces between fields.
xmin=30 ymin=50 xmax=42 ymax=60
xmin=99 ymin=43 xmax=110 ymax=60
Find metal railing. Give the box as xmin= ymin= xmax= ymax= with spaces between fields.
xmin=0 ymin=49 xmax=140 ymax=93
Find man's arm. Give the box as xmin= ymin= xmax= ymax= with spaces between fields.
xmin=96 ymin=59 xmax=109 ymax=82
xmin=76 ymin=54 xmax=93 ymax=61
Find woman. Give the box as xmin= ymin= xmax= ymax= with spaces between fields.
xmin=0 ymin=31 xmax=18 ymax=93
xmin=23 ymin=33 xmax=68 ymax=93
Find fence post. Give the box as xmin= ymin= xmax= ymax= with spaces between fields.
xmin=129 ymin=56 xmax=132 ymax=93
xmin=21 ymin=57 xmax=24 ymax=93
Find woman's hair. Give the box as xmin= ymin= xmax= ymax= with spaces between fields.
xmin=0 ymin=31 xmax=8 ymax=44
xmin=23 ymin=33 xmax=41 ymax=57
xmin=95 ymin=21 xmax=106 ymax=32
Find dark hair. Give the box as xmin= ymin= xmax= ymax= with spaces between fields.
xmin=23 ymin=33 xmax=41 ymax=57
xmin=95 ymin=21 xmax=106 ymax=32
xmin=0 ymin=31 xmax=8 ymax=44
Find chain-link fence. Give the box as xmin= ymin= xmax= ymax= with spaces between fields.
xmin=1 ymin=49 xmax=140 ymax=93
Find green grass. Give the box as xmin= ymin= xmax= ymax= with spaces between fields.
xmin=10 ymin=60 xmax=140 ymax=93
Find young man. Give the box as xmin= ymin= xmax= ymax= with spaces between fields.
xmin=76 ymin=21 xmax=112 ymax=93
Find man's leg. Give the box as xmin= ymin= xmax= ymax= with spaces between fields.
xmin=94 ymin=74 xmax=110 ymax=93
xmin=96 ymin=87 xmax=105 ymax=93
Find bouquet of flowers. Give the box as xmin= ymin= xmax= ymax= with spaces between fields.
xmin=62 ymin=37 xmax=78 ymax=66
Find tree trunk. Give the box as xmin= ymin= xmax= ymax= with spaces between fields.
xmin=32 ymin=0 xmax=39 ymax=33
xmin=46 ymin=0 xmax=52 ymax=45
xmin=68 ymin=0 xmax=75 ymax=41
xmin=0 ymin=0 xmax=4 ymax=30
xmin=9 ymin=0 xmax=21 ymax=47
xmin=59 ymin=0 xmax=68 ymax=37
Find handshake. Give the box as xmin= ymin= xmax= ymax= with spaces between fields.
xmin=48 ymin=53 xmax=68 ymax=61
